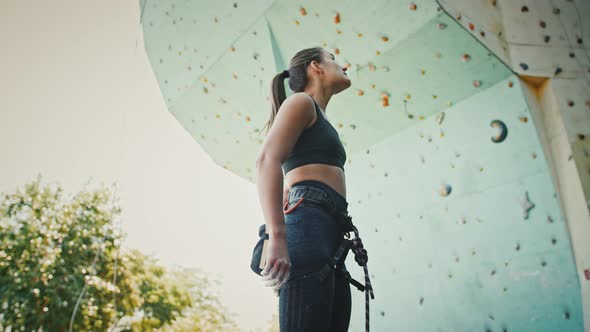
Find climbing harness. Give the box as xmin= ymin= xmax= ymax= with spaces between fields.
xmin=284 ymin=187 xmax=375 ymax=332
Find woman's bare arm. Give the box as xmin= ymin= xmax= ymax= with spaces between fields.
xmin=255 ymin=92 xmax=315 ymax=291
xmin=255 ymin=92 xmax=315 ymax=237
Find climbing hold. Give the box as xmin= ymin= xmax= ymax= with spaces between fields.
xmin=468 ymin=22 xmax=475 ymax=31
xmin=357 ymin=89 xmax=364 ymax=96
xmin=521 ymin=191 xmax=535 ymax=220
xmin=410 ymin=3 xmax=417 ymax=11
xmin=490 ymin=120 xmax=508 ymax=143
xmin=521 ymin=6 xmax=529 ymax=12
xmin=540 ymin=20 xmax=547 ymax=28
xmin=381 ymin=35 xmax=389 ymax=42
xmin=461 ymin=53 xmax=471 ymax=62
xmin=439 ymin=183 xmax=452 ymax=197
xmin=473 ymin=80 xmax=481 ymax=87
xmin=567 ymin=100 xmax=575 ymax=107
xmin=520 ymin=63 xmax=529 ymax=70
xmin=544 ymin=35 xmax=551 ymax=43
xmin=436 ymin=112 xmax=445 ymax=125
xmin=519 ymin=116 xmax=528 ymax=123
xmin=334 ymin=12 xmax=341 ymax=24
xmin=381 ymin=93 xmax=390 ymax=107
xmin=299 ymin=7 xmax=307 ymax=16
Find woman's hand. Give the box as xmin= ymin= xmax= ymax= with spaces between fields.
xmin=261 ymin=234 xmax=291 ymax=295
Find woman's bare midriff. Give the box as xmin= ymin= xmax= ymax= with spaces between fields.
xmin=284 ymin=163 xmax=346 ymax=200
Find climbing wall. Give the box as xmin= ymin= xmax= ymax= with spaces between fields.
xmin=139 ymin=0 xmax=588 ymax=330
xmin=345 ymin=75 xmax=583 ymax=331
xmin=433 ymin=0 xmax=590 ymax=330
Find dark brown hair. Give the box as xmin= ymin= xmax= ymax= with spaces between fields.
xmin=261 ymin=47 xmax=324 ymax=135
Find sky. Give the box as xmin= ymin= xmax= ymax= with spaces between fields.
xmin=0 ymin=1 xmax=276 ymax=330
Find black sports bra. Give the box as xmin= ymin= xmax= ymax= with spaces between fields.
xmin=281 ymin=97 xmax=347 ymax=174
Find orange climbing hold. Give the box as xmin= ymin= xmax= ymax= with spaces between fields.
xmin=334 ymin=12 xmax=341 ymax=24
xmin=381 ymin=93 xmax=390 ymax=107
xmin=300 ymin=7 xmax=307 ymax=16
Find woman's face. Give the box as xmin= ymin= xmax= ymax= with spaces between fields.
xmin=317 ymin=49 xmax=351 ymax=94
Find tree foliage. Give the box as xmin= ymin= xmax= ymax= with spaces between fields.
xmin=0 ymin=175 xmax=238 ymax=331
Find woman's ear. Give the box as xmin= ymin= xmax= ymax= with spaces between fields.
xmin=308 ymin=60 xmax=323 ymax=75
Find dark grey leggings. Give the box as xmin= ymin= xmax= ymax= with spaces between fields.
xmin=278 ymin=180 xmax=351 ymax=331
